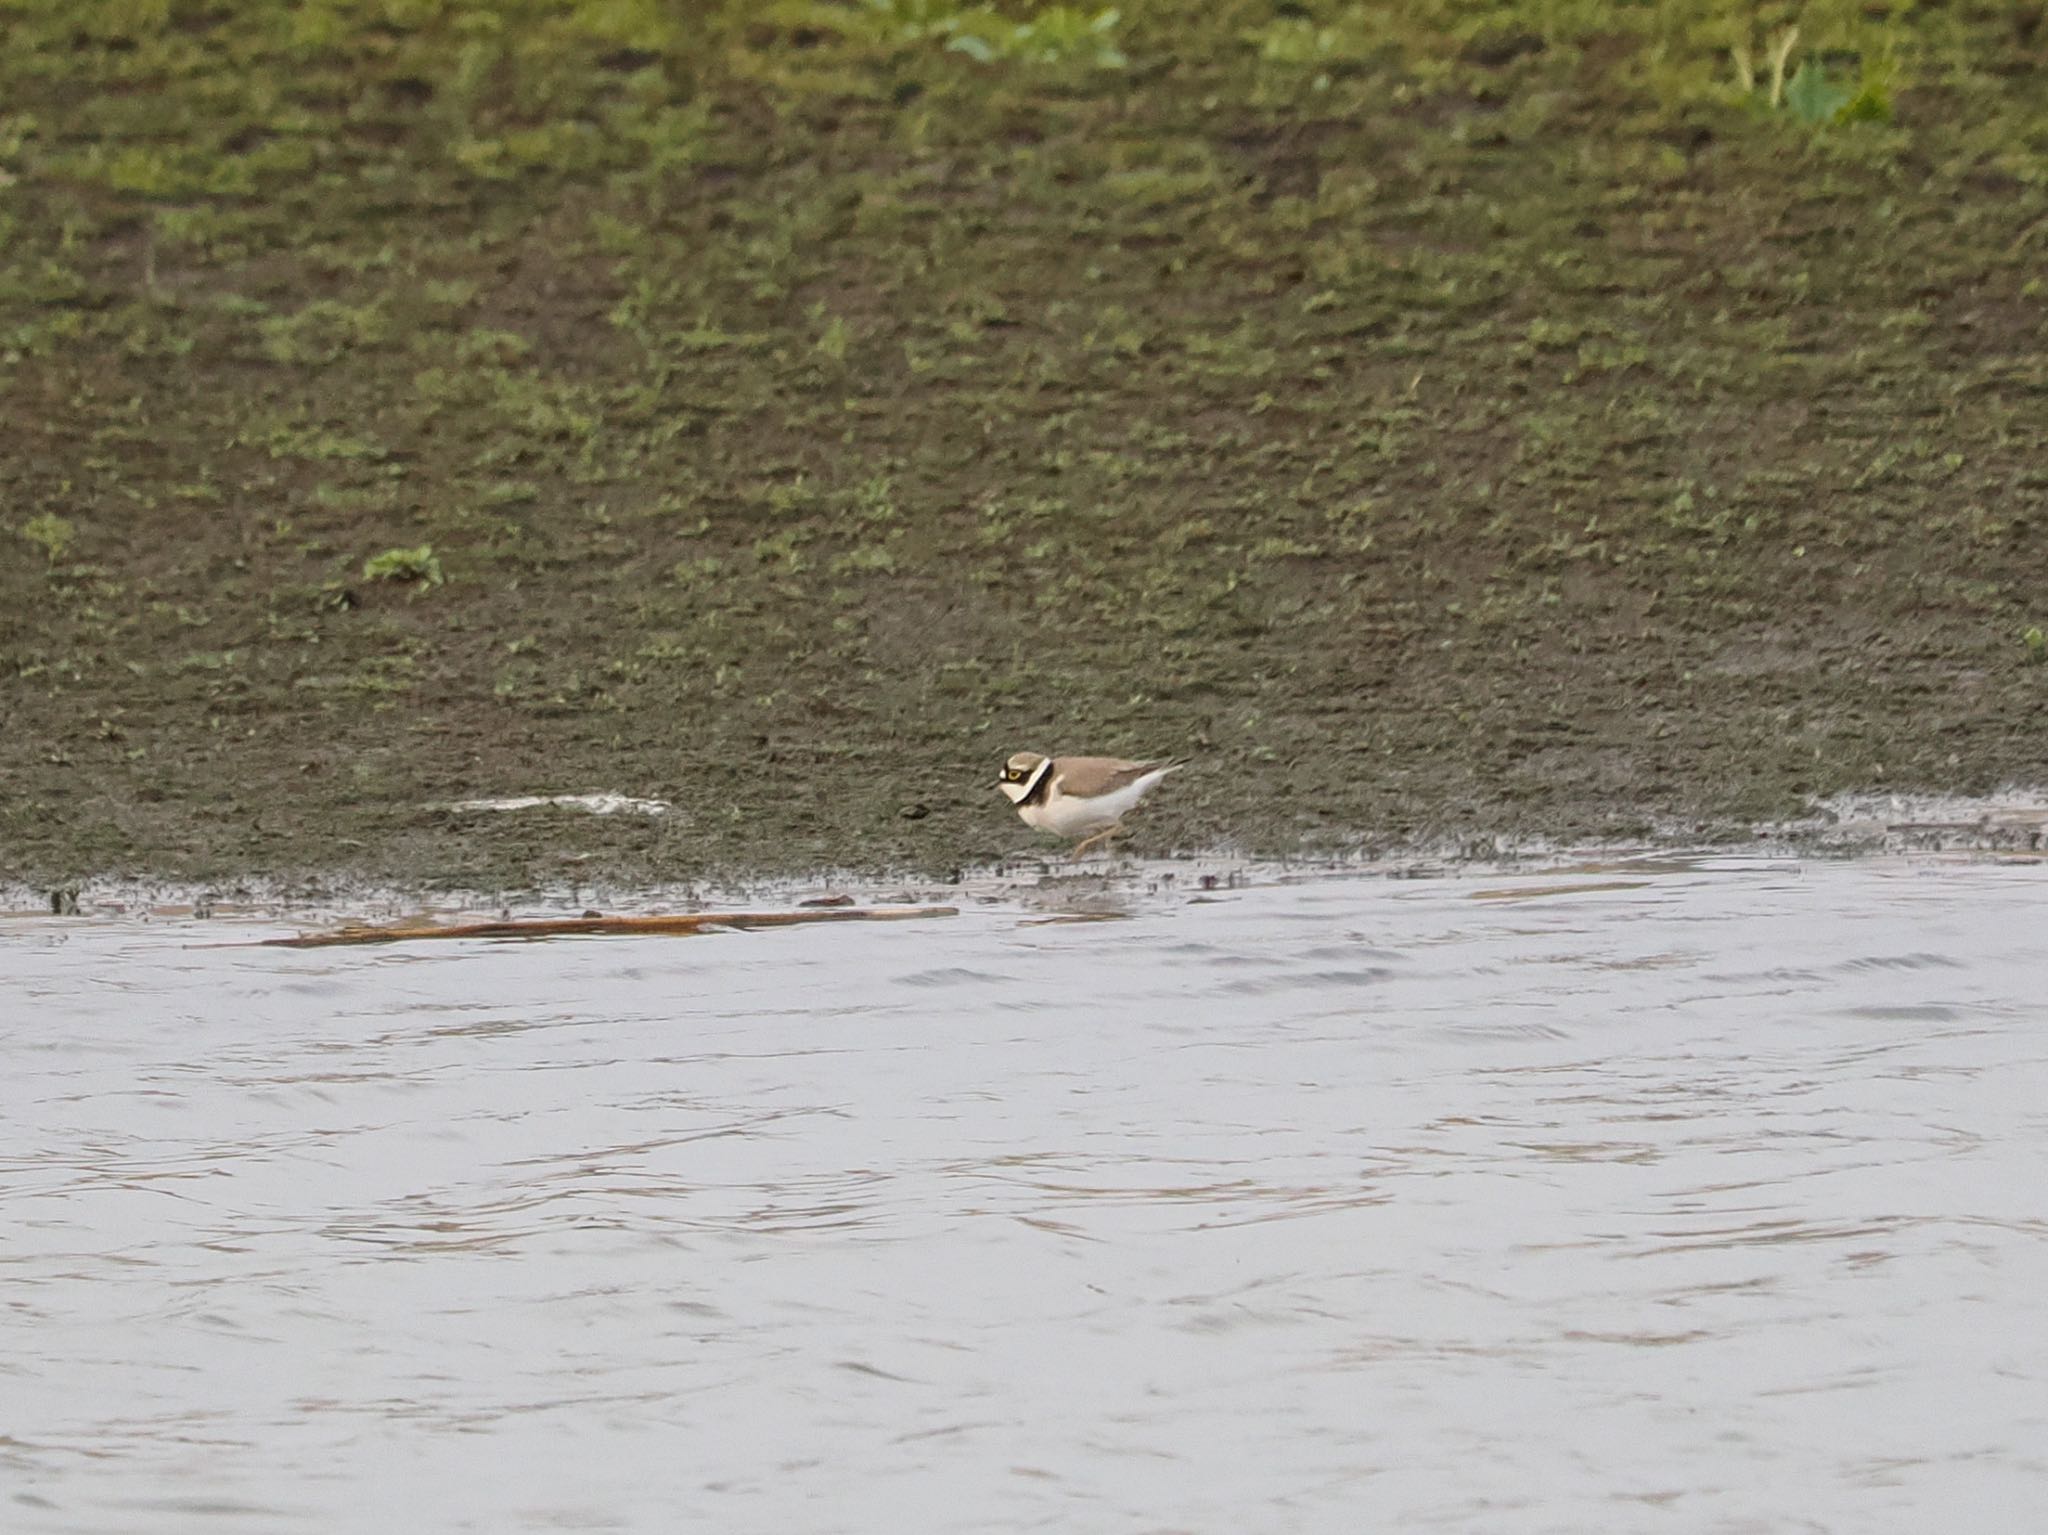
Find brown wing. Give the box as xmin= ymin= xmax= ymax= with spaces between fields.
xmin=1050 ymin=756 xmax=1182 ymax=797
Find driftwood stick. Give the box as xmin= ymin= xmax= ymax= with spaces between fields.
xmin=263 ymin=906 xmax=958 ymax=948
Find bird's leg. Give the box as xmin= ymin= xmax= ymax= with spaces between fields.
xmin=1069 ymin=824 xmax=1122 ymax=860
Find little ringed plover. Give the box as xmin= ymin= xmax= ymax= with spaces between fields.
xmin=995 ymin=752 xmax=1183 ymax=857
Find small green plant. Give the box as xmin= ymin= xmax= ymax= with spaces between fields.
xmin=831 ymin=544 xmax=897 ymax=575
xmin=1783 ymin=61 xmax=1854 ymax=124
xmin=2024 ymin=626 xmax=2046 ymax=665
xmin=816 ymin=314 xmax=852 ymax=362
xmin=856 ymin=0 xmax=968 ymax=42
xmin=1732 ymin=27 xmax=1896 ymax=125
xmin=853 ymin=0 xmax=1124 ymax=67
xmin=853 ymin=473 xmax=897 ymax=522
xmin=751 ymin=529 xmax=809 ymax=569
xmin=363 ymin=545 xmax=444 ymax=588
xmin=1244 ymin=16 xmax=1367 ymax=67
xmin=253 ymin=421 xmax=387 ymax=461
xmin=990 ymin=6 xmax=1125 ymax=67
xmin=19 ymin=512 xmax=75 ymax=563
xmin=260 ymin=298 xmax=389 ymax=366
xmin=672 ymin=555 xmax=725 ymax=587
xmin=1836 ymin=59 xmax=1898 ymax=124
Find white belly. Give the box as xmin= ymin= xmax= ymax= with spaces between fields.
xmin=1019 ymin=773 xmax=1164 ymax=838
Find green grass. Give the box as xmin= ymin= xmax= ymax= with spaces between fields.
xmin=363 ymin=545 xmax=445 ymax=588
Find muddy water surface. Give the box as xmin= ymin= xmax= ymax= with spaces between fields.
xmin=5 ymin=858 xmax=2048 ymax=1533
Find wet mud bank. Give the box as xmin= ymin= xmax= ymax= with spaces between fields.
xmin=8 ymin=794 xmax=2047 ymax=925
xmin=2 ymin=4 xmax=2044 ymax=892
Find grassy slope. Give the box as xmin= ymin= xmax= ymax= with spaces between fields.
xmin=1 ymin=0 xmax=2044 ymax=887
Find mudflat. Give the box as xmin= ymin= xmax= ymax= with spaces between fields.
xmin=2 ymin=3 xmax=2043 ymax=888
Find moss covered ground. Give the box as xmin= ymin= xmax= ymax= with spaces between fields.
xmin=2 ymin=0 xmax=2044 ymax=887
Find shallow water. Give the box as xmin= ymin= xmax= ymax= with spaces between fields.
xmin=5 ymin=856 xmax=2048 ymax=1533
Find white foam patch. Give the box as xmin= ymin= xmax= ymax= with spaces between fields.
xmin=438 ymin=793 xmax=675 ymax=817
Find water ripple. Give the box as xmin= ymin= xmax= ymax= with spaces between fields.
xmin=3 ymin=858 xmax=2047 ymax=1532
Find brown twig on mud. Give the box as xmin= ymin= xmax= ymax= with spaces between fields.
xmin=262 ymin=907 xmax=958 ymax=948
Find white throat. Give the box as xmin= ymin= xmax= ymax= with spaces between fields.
xmin=998 ymin=758 xmax=1053 ymax=805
